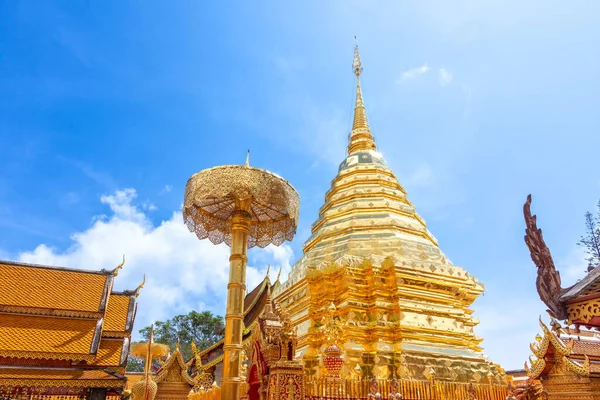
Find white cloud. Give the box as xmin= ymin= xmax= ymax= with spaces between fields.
xmin=438 ymin=68 xmax=453 ymax=86
xmin=142 ymin=201 xmax=157 ymax=211
xmin=399 ymin=63 xmax=430 ymax=82
xmin=16 ymin=188 xmax=295 ymax=337
xmin=160 ymin=185 xmax=172 ymax=194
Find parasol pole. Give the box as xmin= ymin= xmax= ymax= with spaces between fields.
xmin=222 ymin=199 xmax=252 ymax=400
xmin=144 ymin=325 xmax=153 ymax=400
xmin=183 ymin=162 xmax=299 ymax=400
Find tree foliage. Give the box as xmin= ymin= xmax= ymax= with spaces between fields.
xmin=137 ymin=310 xmax=224 ymax=362
xmin=126 ymin=355 xmax=144 ymax=372
xmin=578 ymin=200 xmax=600 ymax=270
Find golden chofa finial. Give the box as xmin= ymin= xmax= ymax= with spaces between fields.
xmin=276 ymin=266 xmax=282 ymax=282
xmin=535 ymin=333 xmax=543 ymax=342
xmin=353 ymin=36 xmax=363 ymax=77
xmin=111 ymin=255 xmax=125 ymax=276
xmin=135 ymin=274 xmax=146 ymax=297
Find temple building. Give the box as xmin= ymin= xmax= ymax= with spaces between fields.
xmin=273 ymin=42 xmax=506 ymax=383
xmin=0 ymin=259 xmax=141 ymax=398
xmin=190 ymin=273 xmax=280 ymax=383
xmin=509 ymin=195 xmax=600 ymax=399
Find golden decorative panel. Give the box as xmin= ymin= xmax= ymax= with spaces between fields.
xmin=567 ymin=298 xmax=600 ymax=324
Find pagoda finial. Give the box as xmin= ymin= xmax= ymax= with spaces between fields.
xmin=348 ymin=37 xmax=376 ymax=155
xmin=245 ymin=150 xmax=250 ymax=166
xmin=353 ymin=36 xmax=363 ymax=77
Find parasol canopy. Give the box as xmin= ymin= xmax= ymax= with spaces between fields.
xmin=183 ymin=165 xmax=300 ymax=248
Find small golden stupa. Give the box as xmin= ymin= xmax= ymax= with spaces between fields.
xmin=274 ymin=39 xmax=505 ymax=383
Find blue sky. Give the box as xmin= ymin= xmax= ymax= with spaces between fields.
xmin=1 ymin=1 xmax=599 ymax=369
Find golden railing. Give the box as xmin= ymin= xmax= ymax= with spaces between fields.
xmin=305 ymin=377 xmax=508 ymax=400
xmin=188 ymin=383 xmax=221 ymax=400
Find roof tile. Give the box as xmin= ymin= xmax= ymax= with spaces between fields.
xmin=0 ymin=262 xmax=108 ymax=312
xmin=92 ymin=339 xmax=124 ymax=367
xmin=104 ymin=294 xmax=131 ymax=332
xmin=0 ymin=314 xmax=97 ymax=359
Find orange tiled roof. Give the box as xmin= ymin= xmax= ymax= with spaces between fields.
xmin=572 ymin=340 xmax=600 ymax=358
xmin=0 ymin=261 xmax=109 ymax=313
xmin=0 ymin=314 xmax=98 ymax=361
xmin=104 ymin=294 xmax=132 ymax=332
xmin=92 ymin=339 xmax=125 ymax=367
xmin=0 ymin=367 xmax=119 ymax=380
xmin=0 ymin=367 xmax=123 ymax=388
xmin=589 ymin=362 xmax=600 ymax=373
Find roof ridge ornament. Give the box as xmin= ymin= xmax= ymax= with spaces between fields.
xmin=135 ymin=274 xmax=146 ymax=297
xmin=111 ymin=255 xmax=125 ymax=276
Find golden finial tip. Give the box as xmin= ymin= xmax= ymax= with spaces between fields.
xmin=353 ymin=37 xmax=363 ymax=77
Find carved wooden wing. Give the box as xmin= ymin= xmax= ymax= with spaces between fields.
xmin=524 ymin=194 xmax=567 ymax=320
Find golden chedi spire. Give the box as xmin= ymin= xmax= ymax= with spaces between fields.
xmin=295 ymin=38 xmax=444 ymax=268
xmin=348 ymin=37 xmax=376 ymax=155
xmin=273 ymin=39 xmax=503 ymax=384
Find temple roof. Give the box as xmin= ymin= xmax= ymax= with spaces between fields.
xmin=104 ymin=292 xmax=137 ymax=334
xmin=525 ymin=318 xmax=592 ymax=379
xmin=0 ymin=314 xmax=100 ymax=361
xmin=0 ymin=260 xmax=113 ymax=315
xmin=0 ymin=257 xmax=140 ymax=389
xmin=92 ymin=339 xmax=127 ymax=367
xmin=561 ymin=265 xmax=600 ymax=301
xmin=0 ymin=366 xmax=124 ymax=388
xmin=195 ymin=275 xmax=277 ymax=369
xmin=155 ymin=346 xmax=194 ymax=385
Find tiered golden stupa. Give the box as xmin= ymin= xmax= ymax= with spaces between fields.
xmin=274 ymin=40 xmax=505 ymax=383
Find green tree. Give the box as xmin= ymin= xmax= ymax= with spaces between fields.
xmin=126 ymin=353 xmax=144 ymax=372
xmin=138 ymin=310 xmax=224 ymax=361
xmin=578 ymin=200 xmax=600 ymax=271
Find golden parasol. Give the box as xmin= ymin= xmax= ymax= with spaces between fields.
xmin=183 ymin=155 xmax=299 ymax=400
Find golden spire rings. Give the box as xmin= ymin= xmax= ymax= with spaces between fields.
xmin=353 ymin=36 xmax=363 ymax=77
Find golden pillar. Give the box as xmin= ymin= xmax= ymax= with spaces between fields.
xmin=222 ymin=206 xmax=250 ymax=399
xmin=183 ymin=161 xmax=299 ymax=400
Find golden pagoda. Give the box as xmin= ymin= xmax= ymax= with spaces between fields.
xmin=274 ymin=40 xmax=505 ymax=383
